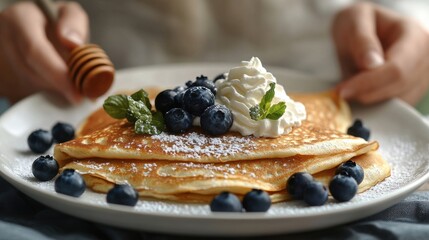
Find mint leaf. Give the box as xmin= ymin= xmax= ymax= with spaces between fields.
xmin=249 ymin=83 xmax=286 ymax=121
xmin=126 ymin=97 xmax=151 ymax=123
xmin=134 ymin=119 xmax=152 ymax=134
xmin=135 ymin=118 xmax=163 ymax=135
xmin=259 ymin=82 xmax=276 ymax=113
xmin=131 ymin=89 xmax=151 ymax=110
xmin=104 ymin=90 xmax=166 ymax=135
xmin=103 ymin=94 xmax=129 ymax=119
xmin=249 ymin=105 xmax=262 ymax=121
xmin=151 ymin=111 xmax=166 ymax=132
xmin=266 ymin=102 xmax=286 ymax=120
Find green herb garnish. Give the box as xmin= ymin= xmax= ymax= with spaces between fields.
xmin=249 ymin=83 xmax=286 ymax=121
xmin=103 ymin=89 xmax=165 ymax=135
xmin=103 ymin=94 xmax=129 ymax=119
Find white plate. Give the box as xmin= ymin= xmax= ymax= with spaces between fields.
xmin=1 ymin=63 xmax=429 ymax=237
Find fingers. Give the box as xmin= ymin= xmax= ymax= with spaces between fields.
xmin=338 ymin=31 xmax=426 ymax=105
xmin=335 ymin=3 xmax=429 ymax=105
xmin=0 ymin=21 xmax=43 ymax=102
xmin=399 ymin=78 xmax=429 ymax=106
xmin=56 ymin=1 xmax=88 ymax=49
xmin=336 ymin=63 xmax=405 ymax=104
xmin=332 ymin=2 xmax=384 ymax=78
xmin=2 ymin=2 xmax=81 ymax=103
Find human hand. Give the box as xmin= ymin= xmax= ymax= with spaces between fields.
xmin=332 ymin=2 xmax=429 ymax=106
xmin=0 ymin=1 xmax=88 ymax=103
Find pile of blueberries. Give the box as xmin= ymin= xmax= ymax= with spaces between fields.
xmin=155 ymin=74 xmax=233 ymax=135
xmin=286 ymin=160 xmax=364 ymax=206
xmin=210 ymin=189 xmax=272 ymax=212
xmin=29 ymin=122 xmax=139 ymax=207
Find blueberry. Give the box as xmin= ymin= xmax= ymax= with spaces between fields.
xmin=51 ymin=122 xmax=75 ymax=143
xmin=242 ymin=189 xmax=271 ymax=212
xmin=54 ymin=169 xmax=86 ymax=197
xmin=329 ymin=173 xmax=358 ymax=202
xmin=27 ymin=129 xmax=53 ymax=153
xmin=286 ymin=172 xmax=314 ymax=200
xmin=165 ymin=108 xmax=193 ymax=133
xmin=174 ymin=90 xmax=186 ymax=108
xmin=335 ymin=160 xmax=364 ymax=184
xmin=210 ymin=192 xmax=242 ymax=212
xmin=106 ymin=184 xmax=139 ymax=206
xmin=196 ymin=75 xmax=209 ymax=81
xmin=185 ymin=80 xmax=193 ymax=88
xmin=347 ymin=119 xmax=370 ymax=141
xmin=155 ymin=89 xmax=177 ymax=114
xmin=173 ymin=86 xmax=186 ymax=93
xmin=183 ymin=86 xmax=215 ymax=116
xmin=302 ymin=181 xmax=328 ymax=206
xmin=200 ymin=105 xmax=233 ymax=135
xmin=190 ymin=75 xmax=216 ymax=95
xmin=213 ymin=73 xmax=226 ymax=83
xmin=32 ymin=155 xmax=59 ymax=181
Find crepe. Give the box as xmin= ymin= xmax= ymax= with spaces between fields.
xmin=67 ymin=151 xmax=389 ymax=203
xmin=55 ymin=90 xmax=389 ymax=203
xmin=54 ymin=91 xmax=368 ymax=165
xmin=62 ymin=149 xmax=387 ymax=203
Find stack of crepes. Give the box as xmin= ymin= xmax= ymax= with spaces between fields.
xmin=54 ymin=90 xmax=391 ymax=203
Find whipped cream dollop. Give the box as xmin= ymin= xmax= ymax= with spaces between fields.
xmin=215 ymin=57 xmax=306 ymax=137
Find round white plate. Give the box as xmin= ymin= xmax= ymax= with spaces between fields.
xmin=1 ymin=63 xmax=429 ymax=237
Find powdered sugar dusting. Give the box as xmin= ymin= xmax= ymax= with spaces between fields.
xmin=151 ymin=132 xmax=257 ymax=159
xmin=3 ymin=131 xmax=429 ymax=217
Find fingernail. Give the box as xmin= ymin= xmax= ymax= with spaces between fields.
xmin=365 ymin=50 xmax=384 ymax=69
xmin=62 ymin=29 xmax=84 ymax=46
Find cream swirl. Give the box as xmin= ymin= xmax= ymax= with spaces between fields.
xmin=215 ymin=57 xmax=306 ymax=137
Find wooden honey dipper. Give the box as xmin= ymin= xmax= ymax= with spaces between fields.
xmin=36 ymin=0 xmax=115 ymax=99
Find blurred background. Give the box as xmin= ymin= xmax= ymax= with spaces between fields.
xmin=1 ymin=0 xmax=429 ymax=113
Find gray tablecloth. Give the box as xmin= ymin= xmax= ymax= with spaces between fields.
xmin=1 ymin=176 xmax=429 ymax=240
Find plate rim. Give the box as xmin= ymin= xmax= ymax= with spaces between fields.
xmin=1 ymin=64 xmax=429 ymax=235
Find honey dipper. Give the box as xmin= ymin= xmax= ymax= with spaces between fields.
xmin=36 ymin=0 xmax=115 ymax=99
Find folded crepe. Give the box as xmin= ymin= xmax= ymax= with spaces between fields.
xmin=54 ymin=90 xmax=390 ymax=203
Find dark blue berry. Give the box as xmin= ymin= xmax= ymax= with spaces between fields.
xmin=106 ymin=184 xmax=139 ymax=206
xmin=183 ymin=86 xmax=215 ymax=116
xmin=173 ymin=86 xmax=186 ymax=93
xmin=155 ymin=89 xmax=177 ymax=113
xmin=196 ymin=75 xmax=208 ymax=81
xmin=210 ymin=192 xmax=242 ymax=212
xmin=32 ymin=155 xmax=59 ymax=181
xmin=329 ymin=173 xmax=358 ymax=202
xmin=174 ymin=90 xmax=186 ymax=108
xmin=191 ymin=76 xmax=216 ymax=95
xmin=303 ymin=181 xmax=328 ymax=206
xmin=242 ymin=189 xmax=271 ymax=212
xmin=27 ymin=129 xmax=53 ymax=154
xmin=347 ymin=119 xmax=370 ymax=141
xmin=54 ymin=169 xmax=86 ymax=197
xmin=164 ymin=108 xmax=193 ymax=133
xmin=335 ymin=160 xmax=364 ymax=184
xmin=51 ymin=122 xmax=75 ymax=143
xmin=286 ymin=172 xmax=314 ymax=200
xmin=185 ymin=80 xmax=193 ymax=87
xmin=200 ymin=105 xmax=233 ymax=135
xmin=213 ymin=73 xmax=226 ymax=83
